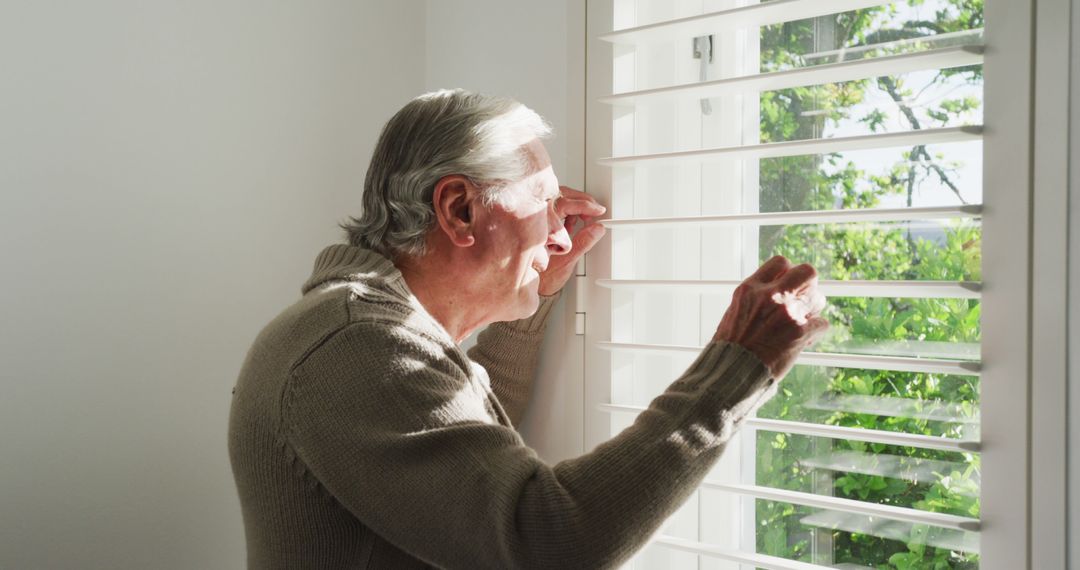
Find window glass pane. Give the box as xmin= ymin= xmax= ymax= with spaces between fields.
xmin=756 ymin=69 xmax=983 ymax=142
xmin=759 ymin=366 xmax=980 ymax=438
xmin=623 ymin=220 xmax=981 ymax=282
xmin=763 ymin=220 xmax=981 ymax=281
xmin=754 ymin=1 xmax=983 ymax=567
xmin=814 ymin=297 xmax=981 ymax=360
xmin=760 ymin=142 xmax=983 ymax=213
xmin=761 ymin=1 xmax=984 ymax=73
xmin=751 ymin=499 xmax=980 ymax=568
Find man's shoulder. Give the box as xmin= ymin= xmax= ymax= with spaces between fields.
xmin=249 ymin=284 xmax=353 ymax=361
xmin=289 ymin=282 xmax=462 ymax=370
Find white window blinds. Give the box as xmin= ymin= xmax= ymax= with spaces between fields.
xmin=588 ymin=0 xmax=985 ymax=568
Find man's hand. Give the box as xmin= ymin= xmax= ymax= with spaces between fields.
xmin=714 ymin=256 xmax=829 ymax=379
xmin=538 ymin=186 xmax=607 ymax=296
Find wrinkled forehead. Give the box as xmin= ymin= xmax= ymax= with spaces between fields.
xmin=522 ymin=139 xmax=551 ymax=172
xmin=520 ymin=139 xmax=559 ymax=199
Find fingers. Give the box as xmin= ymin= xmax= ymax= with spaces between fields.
xmin=557 ymin=186 xmax=607 ymax=218
xmin=805 ymin=315 xmax=829 ymax=334
xmin=805 ymin=287 xmax=826 ymax=317
xmin=557 ymin=197 xmax=606 ymax=218
xmin=802 ymin=316 xmax=830 ymax=347
xmin=565 ymin=221 xmax=606 ymax=263
xmin=539 ymin=220 xmax=605 ymax=297
xmin=776 ymin=263 xmax=817 ymax=293
xmin=561 ymin=220 xmax=604 ymax=264
xmin=749 ymin=255 xmax=792 ymax=284
xmin=548 ymin=219 xmax=606 ymax=273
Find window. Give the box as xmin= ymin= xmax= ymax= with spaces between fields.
xmin=583 ymin=1 xmax=999 ymax=568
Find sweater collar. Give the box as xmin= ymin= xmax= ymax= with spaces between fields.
xmin=301 ymin=244 xmax=408 ymax=296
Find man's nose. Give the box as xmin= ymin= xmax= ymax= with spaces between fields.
xmin=547 ymin=223 xmax=572 ymax=256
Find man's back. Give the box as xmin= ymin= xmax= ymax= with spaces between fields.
xmin=229 ymin=246 xmax=455 ymax=569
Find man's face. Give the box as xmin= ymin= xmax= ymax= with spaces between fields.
xmin=470 ymin=140 xmax=571 ymax=321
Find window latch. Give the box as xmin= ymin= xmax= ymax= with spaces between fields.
xmin=574 ymin=258 xmax=586 ymax=335
xmin=693 ymin=35 xmax=714 ymax=116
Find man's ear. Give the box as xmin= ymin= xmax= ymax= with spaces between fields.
xmin=432 ymin=175 xmax=478 ymax=248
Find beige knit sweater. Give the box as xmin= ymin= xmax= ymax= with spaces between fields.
xmin=228 ymin=244 xmax=775 ymax=569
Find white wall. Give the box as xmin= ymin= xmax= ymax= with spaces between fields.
xmin=0 ymin=2 xmax=426 ymax=567
xmin=425 ymin=0 xmax=587 ymax=463
xmin=426 ymin=0 xmax=579 ymax=183
xmin=1070 ymin=0 xmax=1079 ymax=563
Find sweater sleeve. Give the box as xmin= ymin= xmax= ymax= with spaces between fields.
xmin=283 ymin=320 xmax=774 ymax=570
xmin=466 ymin=292 xmax=561 ymax=426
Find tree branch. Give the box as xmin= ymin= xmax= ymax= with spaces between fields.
xmin=879 ymin=77 xmax=968 ymax=204
xmin=915 ymin=147 xmax=968 ymax=204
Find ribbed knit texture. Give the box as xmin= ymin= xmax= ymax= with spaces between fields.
xmin=228 ymin=244 xmax=775 ymax=569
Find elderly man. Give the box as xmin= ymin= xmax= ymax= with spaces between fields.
xmin=228 ymin=89 xmax=827 ymax=569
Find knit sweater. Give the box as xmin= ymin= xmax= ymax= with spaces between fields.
xmin=228 ymin=244 xmax=775 ymax=569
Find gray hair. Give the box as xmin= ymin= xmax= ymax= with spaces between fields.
xmin=341 ymin=89 xmax=552 ymax=259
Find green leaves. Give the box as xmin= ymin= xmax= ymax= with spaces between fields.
xmin=764 ymin=524 xmax=788 ymax=556
xmin=861 ymin=109 xmax=889 ymax=132
xmin=928 ymin=97 xmax=982 ymax=126
xmin=836 ymin=473 xmax=903 ymax=500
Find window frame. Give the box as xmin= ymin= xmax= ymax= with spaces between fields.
xmin=1029 ymin=0 xmax=1073 ymax=567
xmin=580 ymin=0 xmax=1070 ymax=568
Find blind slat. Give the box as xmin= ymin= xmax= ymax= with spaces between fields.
xmin=804 ymin=394 xmax=979 ymax=424
xmin=800 ymin=510 xmax=979 ymax=553
xmin=599 ymin=126 xmax=983 ymax=167
xmin=596 ymin=278 xmax=982 ymax=299
xmin=747 ymin=417 xmax=981 ymax=452
xmin=650 ymin=536 xmax=834 ymax=570
xmin=601 ymin=204 xmax=982 ymax=230
xmin=797 ymin=349 xmax=980 ymax=375
xmin=597 ymin=404 xmax=980 ymax=452
xmin=597 ymin=342 xmax=980 ymax=375
xmin=601 ymin=45 xmax=983 ymax=106
xmin=702 ymin=482 xmax=981 ymax=531
xmin=601 ymin=0 xmax=892 ymax=45
xmin=801 ymin=450 xmax=979 ymax=491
